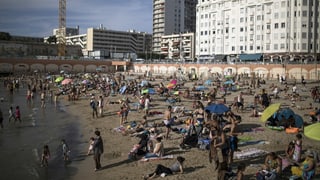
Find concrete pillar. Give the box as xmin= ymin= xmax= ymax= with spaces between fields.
xmin=124 ymin=65 xmax=127 ymax=72
xmin=115 ymin=65 xmax=118 ymax=71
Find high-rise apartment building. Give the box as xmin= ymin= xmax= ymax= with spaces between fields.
xmin=153 ymin=0 xmax=197 ymax=54
xmin=196 ymin=0 xmax=320 ymax=62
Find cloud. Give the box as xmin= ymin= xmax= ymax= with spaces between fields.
xmin=0 ymin=0 xmax=152 ymax=37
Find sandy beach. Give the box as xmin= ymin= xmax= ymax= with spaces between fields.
xmin=57 ymin=75 xmax=320 ymax=180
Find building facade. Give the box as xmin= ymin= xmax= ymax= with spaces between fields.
xmin=153 ymin=0 xmax=197 ymax=53
xmin=161 ymin=33 xmax=195 ymax=60
xmin=85 ymin=27 xmax=152 ymax=59
xmin=196 ymin=0 xmax=320 ymax=63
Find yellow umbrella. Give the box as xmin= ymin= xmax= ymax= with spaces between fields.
xmin=260 ymin=103 xmax=281 ymax=122
xmin=55 ymin=76 xmax=64 ymax=83
xmin=304 ymin=123 xmax=320 ymax=141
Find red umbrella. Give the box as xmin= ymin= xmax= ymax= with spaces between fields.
xmin=170 ymin=79 xmax=177 ymax=85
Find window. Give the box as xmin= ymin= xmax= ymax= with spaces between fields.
xmin=302 ymin=43 xmax=307 ymax=50
xmin=240 ymin=27 xmax=244 ymax=32
xmin=281 ymin=1 xmax=286 ymax=7
xmin=257 ymin=35 xmax=260 ymax=40
xmin=274 ymin=44 xmax=278 ymax=50
xmin=240 ymin=46 xmax=243 ymax=50
xmin=302 ymin=32 xmax=307 ymax=39
xmin=274 ymin=23 xmax=279 ymax=29
xmin=281 ymin=23 xmax=285 ymax=28
xmin=266 ymin=44 xmax=270 ymax=50
xmin=302 ymin=11 xmax=307 ymax=17
xmin=232 ymin=46 xmax=235 ymax=51
xmin=274 ymin=33 xmax=278 ymax=40
xmin=240 ymin=17 xmax=244 ymax=22
xmin=257 ymin=46 xmax=261 ymax=50
xmin=280 ymin=43 xmax=285 ymax=49
xmin=302 ymin=24 xmax=307 ymax=28
xmin=274 ymin=13 xmax=279 ymax=19
xmin=302 ymin=0 xmax=308 ymax=6
xmin=267 ymin=24 xmax=271 ymax=30
xmin=250 ymin=46 xmax=253 ymax=50
xmin=257 ymin=15 xmax=261 ymax=21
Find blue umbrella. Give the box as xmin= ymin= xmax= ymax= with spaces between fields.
xmin=277 ymin=108 xmax=295 ymax=120
xmin=141 ymin=80 xmax=148 ymax=87
xmin=205 ymin=103 xmax=230 ymax=114
xmin=196 ymin=85 xmax=208 ymax=91
xmin=205 ymin=80 xmax=212 ymax=85
xmin=224 ymin=80 xmax=234 ymax=85
xmin=293 ymin=114 xmax=304 ymax=128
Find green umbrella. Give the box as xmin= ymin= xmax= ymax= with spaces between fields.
xmin=55 ymin=76 xmax=64 ymax=83
xmin=304 ymin=123 xmax=320 ymax=141
xmin=260 ymin=103 xmax=281 ymax=122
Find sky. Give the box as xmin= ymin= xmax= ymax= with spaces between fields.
xmin=0 ymin=0 xmax=153 ymax=37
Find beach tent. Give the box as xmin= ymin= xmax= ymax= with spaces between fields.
xmin=196 ymin=85 xmax=208 ymax=91
xmin=277 ymin=108 xmax=295 ymax=120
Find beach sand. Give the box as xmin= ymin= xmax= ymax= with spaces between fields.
xmin=61 ymin=77 xmax=320 ymax=180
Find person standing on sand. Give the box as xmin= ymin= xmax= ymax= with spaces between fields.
xmin=90 ymin=97 xmax=98 ymax=118
xmin=0 ymin=108 xmax=4 ymax=129
xmin=93 ymin=130 xmax=104 ymax=171
xmin=98 ymin=96 xmax=104 ymax=117
xmin=163 ymin=106 xmax=173 ymax=139
xmin=15 ymin=106 xmax=21 ymax=123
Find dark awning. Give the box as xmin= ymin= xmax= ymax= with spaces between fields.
xmin=239 ymin=53 xmax=262 ymax=61
xmin=214 ymin=55 xmax=226 ymax=61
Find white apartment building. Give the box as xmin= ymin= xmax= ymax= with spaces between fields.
xmin=153 ymin=0 xmax=197 ymax=54
xmin=161 ymin=33 xmax=195 ymax=60
xmin=196 ymin=0 xmax=320 ymax=63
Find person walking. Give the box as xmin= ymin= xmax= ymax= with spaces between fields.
xmin=93 ymin=130 xmax=104 ymax=171
xmin=90 ymin=97 xmax=98 ymax=118
xmin=8 ymin=106 xmax=16 ymax=122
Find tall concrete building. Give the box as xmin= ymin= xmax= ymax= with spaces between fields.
xmin=196 ymin=0 xmax=320 ymax=63
xmin=153 ymin=0 xmax=197 ymax=53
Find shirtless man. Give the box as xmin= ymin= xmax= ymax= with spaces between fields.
xmin=163 ymin=106 xmax=173 ymax=139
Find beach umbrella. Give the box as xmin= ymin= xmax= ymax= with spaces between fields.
xmin=205 ymin=103 xmax=230 ymax=114
xmin=173 ymin=91 xmax=181 ymax=95
xmin=204 ymin=79 xmax=212 ymax=86
xmin=293 ymin=114 xmax=304 ymax=128
xmin=170 ymin=79 xmax=177 ymax=85
xmin=61 ymin=78 xmax=73 ymax=85
xmin=55 ymin=76 xmax=64 ymax=83
xmin=141 ymin=88 xmax=156 ymax=95
xmin=277 ymin=108 xmax=295 ymax=120
xmin=167 ymin=83 xmax=175 ymax=89
xmin=45 ymin=75 xmax=51 ymax=80
xmin=82 ymin=79 xmax=89 ymax=84
xmin=196 ymin=85 xmax=208 ymax=91
xmin=304 ymin=123 xmax=320 ymax=141
xmin=224 ymin=80 xmax=234 ymax=85
xmin=260 ymin=103 xmax=281 ymax=122
xmin=141 ymin=80 xmax=148 ymax=87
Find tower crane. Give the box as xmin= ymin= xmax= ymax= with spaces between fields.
xmin=58 ymin=0 xmax=66 ymax=58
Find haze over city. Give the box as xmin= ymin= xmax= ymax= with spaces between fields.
xmin=0 ymin=0 xmax=153 ymax=37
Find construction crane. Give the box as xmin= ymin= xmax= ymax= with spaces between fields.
xmin=58 ymin=0 xmax=66 ymax=58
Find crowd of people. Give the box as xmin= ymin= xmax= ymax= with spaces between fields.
xmin=1 ymin=71 xmax=319 ymax=179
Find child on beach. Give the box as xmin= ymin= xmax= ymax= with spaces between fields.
xmin=15 ymin=106 xmax=21 ymax=123
xmin=61 ymin=139 xmax=70 ymax=162
xmin=87 ymin=137 xmax=95 ymax=155
xmin=41 ymin=145 xmax=50 ymax=167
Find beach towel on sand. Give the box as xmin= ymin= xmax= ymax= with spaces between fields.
xmin=140 ymin=155 xmax=174 ymax=162
xmin=234 ymin=148 xmax=267 ymax=160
